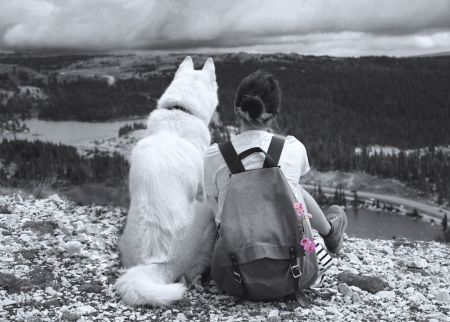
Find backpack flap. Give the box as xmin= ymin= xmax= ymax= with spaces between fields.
xmin=214 ymin=168 xmax=298 ymax=265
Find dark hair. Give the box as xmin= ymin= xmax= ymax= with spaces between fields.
xmin=234 ymin=70 xmax=281 ymax=127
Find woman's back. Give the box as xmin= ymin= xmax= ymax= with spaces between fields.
xmin=204 ymin=130 xmax=310 ymax=224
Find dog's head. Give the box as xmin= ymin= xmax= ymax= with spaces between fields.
xmin=157 ymin=56 xmax=219 ymax=125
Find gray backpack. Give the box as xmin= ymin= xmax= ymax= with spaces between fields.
xmin=211 ymin=136 xmax=319 ymax=301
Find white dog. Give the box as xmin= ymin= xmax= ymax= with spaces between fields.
xmin=115 ymin=56 xmax=218 ymax=307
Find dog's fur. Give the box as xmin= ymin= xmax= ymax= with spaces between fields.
xmin=115 ymin=56 xmax=218 ymax=307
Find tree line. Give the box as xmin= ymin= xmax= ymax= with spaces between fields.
xmin=0 ymin=139 xmax=129 ymax=187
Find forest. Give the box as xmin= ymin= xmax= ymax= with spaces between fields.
xmin=1 ymin=54 xmax=449 ymax=205
xmin=0 ymin=139 xmax=129 ymax=187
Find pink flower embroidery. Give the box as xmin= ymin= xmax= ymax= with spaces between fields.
xmin=294 ymin=202 xmax=304 ymax=213
xmin=294 ymin=202 xmax=312 ymax=219
xmin=300 ymin=237 xmax=316 ymax=254
xmin=300 ymin=237 xmax=310 ymax=246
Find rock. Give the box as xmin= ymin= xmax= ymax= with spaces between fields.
xmin=404 ymin=287 xmax=415 ymax=295
xmin=278 ymin=303 xmax=288 ymax=310
xmin=376 ymin=291 xmax=396 ymax=301
xmin=409 ymin=293 xmax=427 ymax=305
xmin=20 ymin=249 xmax=39 ymax=260
xmin=407 ymin=256 xmax=428 ymax=268
xmin=79 ymin=283 xmax=103 ymax=294
xmin=48 ymin=194 xmax=62 ymax=202
xmin=337 ymin=283 xmax=352 ymax=297
xmin=346 ymin=253 xmax=361 ymax=263
xmin=62 ymin=240 xmax=83 ymax=255
xmin=352 ymin=292 xmax=362 ymax=304
xmin=435 ymin=290 xmax=450 ymax=303
xmin=183 ymin=310 xmax=194 ymax=318
xmin=380 ymin=248 xmax=393 ymax=255
xmin=208 ymin=286 xmax=220 ymax=294
xmin=294 ymin=307 xmax=307 ymax=317
xmin=406 ymin=267 xmax=431 ymax=276
xmin=57 ymin=221 xmax=73 ymax=235
xmin=425 ymin=312 xmax=449 ymax=320
xmin=28 ymin=267 xmax=54 ymax=288
xmin=176 ymin=313 xmax=186 ymax=321
xmin=312 ymin=309 xmax=326 ymax=316
xmin=45 ymin=287 xmax=57 ymax=296
xmin=393 ymin=241 xmax=416 ymax=248
xmin=161 ymin=310 xmax=172 ymax=318
xmin=77 ymin=305 xmax=97 ymax=314
xmin=194 ymin=284 xmax=204 ymax=293
xmin=339 ymin=265 xmax=359 ymax=275
xmin=430 ymin=276 xmax=440 ymax=285
xmin=72 ymin=221 xmax=85 ymax=232
xmin=23 ymin=221 xmax=56 ymax=235
xmin=0 ymin=228 xmax=11 ymax=236
xmin=337 ymin=272 xmax=388 ymax=294
xmin=365 ymin=240 xmax=375 ymax=248
xmin=1 ymin=298 xmax=17 ymax=306
xmin=268 ymin=310 xmax=279 ymax=317
xmin=41 ymin=299 xmax=61 ymax=308
xmin=77 ymin=233 xmax=89 ymax=242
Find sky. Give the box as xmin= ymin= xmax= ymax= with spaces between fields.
xmin=1 ymin=0 xmax=450 ymax=57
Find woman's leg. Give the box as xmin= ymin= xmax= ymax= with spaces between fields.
xmin=296 ymin=185 xmax=331 ymax=236
xmin=297 ymin=185 xmax=348 ymax=254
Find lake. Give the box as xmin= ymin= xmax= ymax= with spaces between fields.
xmin=1 ymin=118 xmax=148 ymax=147
xmin=344 ymin=207 xmax=444 ymax=242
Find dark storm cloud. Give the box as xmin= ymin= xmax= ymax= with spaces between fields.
xmin=1 ymin=0 xmax=450 ymax=56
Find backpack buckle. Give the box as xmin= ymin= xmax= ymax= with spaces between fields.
xmin=233 ymin=271 xmax=242 ymax=284
xmin=291 ymin=264 xmax=301 ymax=278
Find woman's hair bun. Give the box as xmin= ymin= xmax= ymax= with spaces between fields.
xmin=241 ymin=95 xmax=265 ymax=119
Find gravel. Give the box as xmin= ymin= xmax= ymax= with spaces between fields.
xmin=1 ymin=193 xmax=450 ymax=321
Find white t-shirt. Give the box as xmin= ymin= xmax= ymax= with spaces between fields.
xmin=204 ymin=130 xmax=310 ymax=224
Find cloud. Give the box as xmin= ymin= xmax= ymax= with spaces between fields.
xmin=1 ymin=0 xmax=450 ymax=56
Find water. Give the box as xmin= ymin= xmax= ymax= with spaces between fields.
xmin=1 ymin=118 xmax=147 ymax=146
xmin=344 ymin=208 xmax=444 ymax=242
xmin=1 ymin=118 xmax=444 ymax=242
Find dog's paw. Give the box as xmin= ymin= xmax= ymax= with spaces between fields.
xmin=191 ymin=274 xmax=202 ymax=286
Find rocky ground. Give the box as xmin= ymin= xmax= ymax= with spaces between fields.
xmin=1 ymin=194 xmax=450 ymax=322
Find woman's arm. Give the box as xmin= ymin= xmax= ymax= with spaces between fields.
xmin=297 ymin=184 xmax=331 ymax=236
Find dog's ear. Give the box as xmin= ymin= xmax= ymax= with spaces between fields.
xmin=202 ymin=57 xmax=216 ymax=81
xmin=175 ymin=56 xmax=194 ymax=76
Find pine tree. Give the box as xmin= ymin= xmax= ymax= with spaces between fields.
xmin=353 ymin=190 xmax=358 ymax=208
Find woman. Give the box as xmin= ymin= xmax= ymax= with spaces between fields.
xmin=204 ymin=69 xmax=347 ymax=255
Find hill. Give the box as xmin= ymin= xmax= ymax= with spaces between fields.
xmin=0 ymin=194 xmax=449 ymax=321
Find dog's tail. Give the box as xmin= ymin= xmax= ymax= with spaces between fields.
xmin=115 ymin=263 xmax=186 ymax=307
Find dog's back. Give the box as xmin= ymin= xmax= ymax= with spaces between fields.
xmin=116 ymin=56 xmax=218 ymax=307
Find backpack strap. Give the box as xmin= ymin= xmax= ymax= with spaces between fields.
xmin=263 ymin=135 xmax=285 ymax=167
xmin=218 ymin=141 xmax=238 ymax=174
xmin=218 ymin=135 xmax=285 ymax=174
